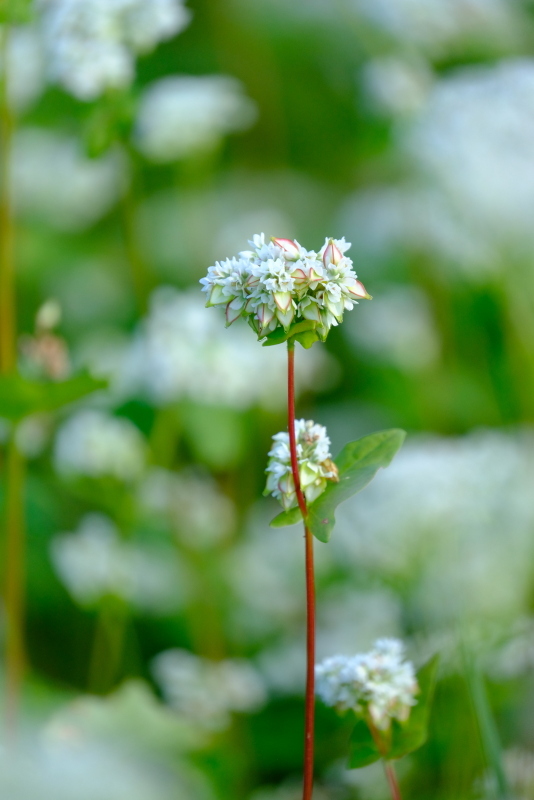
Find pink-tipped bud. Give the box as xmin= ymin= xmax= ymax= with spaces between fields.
xmin=225 ymin=298 xmax=243 ymax=326
xmin=273 ymin=291 xmax=292 ymax=312
xmin=322 ymin=239 xmax=343 ymax=267
xmin=346 ymin=279 xmax=372 ymax=299
xmin=257 ymin=303 xmax=275 ymax=331
xmin=272 ymin=237 xmax=300 ymax=257
xmin=291 ymin=267 xmax=307 ymax=286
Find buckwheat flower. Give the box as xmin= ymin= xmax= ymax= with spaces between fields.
xmin=201 ymin=233 xmax=370 ymax=341
xmin=135 ymin=75 xmax=257 ymax=163
xmin=265 ymin=419 xmax=339 ymax=510
xmin=54 ymin=409 xmax=145 ymax=482
xmin=38 ymin=0 xmax=191 ymax=101
xmin=0 ymin=26 xmax=46 ymax=113
xmin=50 ymin=513 xmax=185 ymax=612
xmin=315 ymin=638 xmax=419 ymax=731
xmin=152 ymin=649 xmax=266 ymax=731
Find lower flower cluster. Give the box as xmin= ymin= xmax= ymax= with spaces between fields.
xmin=315 ymin=638 xmax=419 ymax=731
xmin=265 ymin=419 xmax=339 ymax=510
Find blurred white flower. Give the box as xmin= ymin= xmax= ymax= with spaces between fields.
xmin=51 ymin=513 xmax=186 ymax=612
xmin=152 ymin=649 xmax=266 ymax=731
xmin=112 ymin=287 xmax=335 ymax=410
xmin=15 ymin=415 xmax=51 ymax=459
xmin=12 ymin=128 xmax=126 ymax=231
xmin=344 ymin=284 xmax=440 ymax=371
xmin=0 ymin=26 xmax=46 ymax=112
xmin=54 ymin=409 xmax=145 ymax=481
xmin=363 ymin=56 xmax=432 ymax=116
xmin=316 ymin=638 xmax=418 ymax=731
xmin=351 ymin=0 xmax=521 ymax=55
xmin=139 ymin=468 xmax=235 ymax=550
xmin=135 ymin=75 xmax=257 ymax=162
xmin=331 ymin=430 xmax=534 ymax=628
xmin=265 ymin=419 xmax=338 ymax=509
xmin=38 ymin=0 xmax=191 ymax=100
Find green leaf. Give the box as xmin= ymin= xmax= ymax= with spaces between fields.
xmin=268 ymin=429 xmax=406 ymax=537
xmin=0 ymin=373 xmax=107 ymax=421
xmin=270 ymin=506 xmax=303 ymax=528
xmin=262 ymin=320 xmax=317 ymax=347
xmin=308 ymin=429 xmax=405 ymax=542
xmin=348 ymin=718 xmax=381 ymax=768
xmin=388 ymin=654 xmax=440 ymax=760
xmin=293 ymin=328 xmax=320 ymax=349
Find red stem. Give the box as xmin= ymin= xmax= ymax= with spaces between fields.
xmin=384 ymin=762 xmax=402 ymax=800
xmin=287 ymin=341 xmax=315 ymax=800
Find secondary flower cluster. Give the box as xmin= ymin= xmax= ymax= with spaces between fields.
xmin=315 ymin=638 xmax=419 ymax=731
xmin=200 ymin=233 xmax=370 ymax=341
xmin=265 ymin=419 xmax=339 ymax=510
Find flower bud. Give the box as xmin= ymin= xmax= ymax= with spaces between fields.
xmin=322 ymin=239 xmax=344 ymax=267
xmin=271 ymin=237 xmax=300 ymax=258
xmin=346 ymin=279 xmax=372 ymax=299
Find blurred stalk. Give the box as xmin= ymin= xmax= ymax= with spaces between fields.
xmin=87 ymin=595 xmax=129 ymax=694
xmin=384 ymin=762 xmax=402 ymax=800
xmin=121 ymin=152 xmax=151 ymax=315
xmin=0 ymin=25 xmax=26 ymax=738
xmin=462 ymin=643 xmax=509 ymax=799
xmin=287 ymin=341 xmax=316 ymax=800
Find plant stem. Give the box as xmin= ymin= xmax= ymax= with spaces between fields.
xmin=3 ymin=433 xmax=25 ymax=735
xmin=0 ymin=26 xmax=25 ymax=738
xmin=287 ymin=340 xmax=316 ymax=800
xmin=384 ymin=761 xmax=402 ymax=800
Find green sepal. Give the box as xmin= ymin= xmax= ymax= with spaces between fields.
xmin=269 ymin=429 xmax=406 ymax=542
xmin=388 ymin=654 xmax=440 ymax=760
xmin=293 ymin=328 xmax=320 ymax=349
xmin=262 ymin=319 xmax=317 ymax=347
xmin=348 ymin=718 xmax=381 ymax=768
xmin=348 ymin=655 xmax=440 ymax=768
xmin=0 ymin=372 xmax=107 ymax=421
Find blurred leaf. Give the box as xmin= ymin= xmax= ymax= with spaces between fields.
xmin=270 ymin=429 xmax=406 ymax=542
xmin=0 ymin=0 xmax=32 ymax=23
xmin=262 ymin=320 xmax=317 ymax=347
xmin=388 ymin=654 xmax=440 ymax=760
xmin=181 ymin=402 xmax=247 ymax=469
xmin=0 ymin=373 xmax=107 ymax=421
xmin=348 ymin=718 xmax=381 ymax=768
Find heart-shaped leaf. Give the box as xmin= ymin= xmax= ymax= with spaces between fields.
xmin=388 ymin=654 xmax=440 ymax=760
xmin=270 ymin=429 xmax=406 ymax=542
xmin=0 ymin=373 xmax=107 ymax=421
xmin=348 ymin=718 xmax=381 ymax=768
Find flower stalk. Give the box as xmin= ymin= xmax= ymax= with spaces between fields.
xmin=287 ymin=340 xmax=316 ymax=800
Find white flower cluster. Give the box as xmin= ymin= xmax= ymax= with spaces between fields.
xmin=54 ymin=409 xmax=146 ymax=482
xmin=139 ymin=467 xmax=235 ymax=550
xmin=152 ymin=649 xmax=266 ymax=731
xmin=12 ymin=128 xmax=126 ymax=231
xmin=0 ymin=26 xmax=46 ymax=113
xmin=38 ymin=0 xmax=191 ymax=100
xmin=135 ymin=75 xmax=257 ymax=163
xmin=265 ymin=419 xmax=338 ymax=510
xmin=201 ymin=233 xmax=370 ymax=340
xmin=315 ymin=638 xmax=418 ymax=731
xmin=111 ymin=288 xmax=333 ymax=410
xmin=51 ymin=514 xmax=185 ymax=612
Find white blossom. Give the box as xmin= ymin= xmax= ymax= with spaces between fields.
xmin=50 ymin=513 xmax=186 ymax=612
xmin=54 ymin=409 xmax=145 ymax=482
xmin=139 ymin=468 xmax=235 ymax=550
xmin=152 ymin=649 xmax=266 ymax=731
xmin=0 ymin=26 xmax=46 ymax=113
xmin=265 ymin=419 xmax=338 ymax=509
xmin=38 ymin=0 xmax=191 ymax=100
xmin=315 ymin=638 xmax=419 ymax=731
xmin=135 ymin=75 xmax=256 ymax=163
xmin=200 ymin=233 xmax=370 ymax=340
xmin=12 ymin=128 xmax=126 ymax=231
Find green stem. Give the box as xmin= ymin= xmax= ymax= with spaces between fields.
xmin=3 ymin=433 xmax=25 ymax=734
xmin=121 ymin=155 xmax=150 ymax=314
xmin=0 ymin=25 xmax=15 ymax=373
xmin=87 ymin=595 xmax=129 ymax=694
xmin=287 ymin=341 xmax=316 ymax=800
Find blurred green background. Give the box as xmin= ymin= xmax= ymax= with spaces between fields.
xmin=3 ymin=0 xmax=534 ymax=798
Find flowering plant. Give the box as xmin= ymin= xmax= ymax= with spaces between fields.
xmin=201 ymin=234 xmax=371 ymax=347
xmin=201 ymin=233 xmax=404 ymax=800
